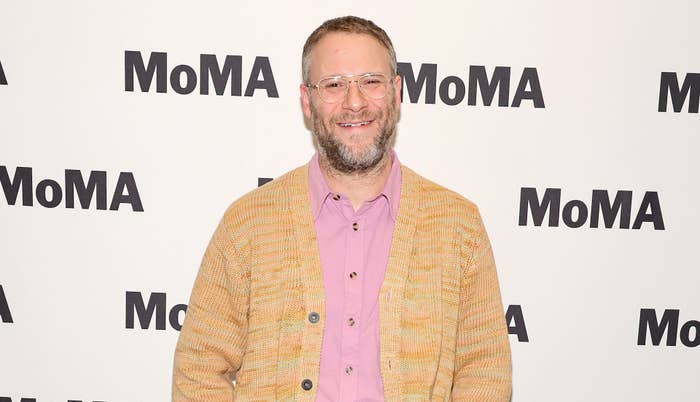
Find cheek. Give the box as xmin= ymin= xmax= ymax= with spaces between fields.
xmin=378 ymin=100 xmax=396 ymax=119
xmin=311 ymin=105 xmax=340 ymax=132
xmin=312 ymin=101 xmax=336 ymax=120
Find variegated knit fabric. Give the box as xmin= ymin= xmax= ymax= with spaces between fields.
xmin=172 ymin=163 xmax=511 ymax=401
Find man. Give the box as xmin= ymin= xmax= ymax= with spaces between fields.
xmin=173 ymin=16 xmax=511 ymax=401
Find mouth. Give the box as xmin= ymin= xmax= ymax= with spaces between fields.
xmin=337 ymin=120 xmax=373 ymax=128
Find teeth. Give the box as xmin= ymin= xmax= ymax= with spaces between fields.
xmin=340 ymin=121 xmax=370 ymax=127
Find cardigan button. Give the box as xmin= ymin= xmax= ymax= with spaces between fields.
xmin=308 ymin=312 xmax=320 ymax=324
xmin=301 ymin=378 xmax=313 ymax=391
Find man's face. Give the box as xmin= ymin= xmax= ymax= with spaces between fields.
xmin=301 ymin=32 xmax=402 ymax=174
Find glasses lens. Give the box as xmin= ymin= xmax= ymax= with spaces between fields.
xmin=359 ymin=75 xmax=389 ymax=99
xmin=318 ymin=77 xmax=347 ymax=103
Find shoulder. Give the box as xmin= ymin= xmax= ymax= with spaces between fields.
xmin=216 ymin=164 xmax=307 ymax=240
xmin=401 ymin=165 xmax=489 ymax=256
xmin=402 ymin=167 xmax=493 ymax=275
xmin=401 ymin=165 xmax=480 ymax=220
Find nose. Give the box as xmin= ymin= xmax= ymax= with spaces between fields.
xmin=341 ymin=80 xmax=368 ymax=112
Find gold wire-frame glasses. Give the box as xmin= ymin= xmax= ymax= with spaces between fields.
xmin=306 ymin=72 xmax=393 ymax=103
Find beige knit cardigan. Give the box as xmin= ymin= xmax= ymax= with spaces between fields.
xmin=172 ymin=163 xmax=512 ymax=401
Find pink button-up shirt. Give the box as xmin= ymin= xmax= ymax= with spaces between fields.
xmin=308 ymin=152 xmax=402 ymax=402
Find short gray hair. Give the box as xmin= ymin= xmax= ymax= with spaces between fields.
xmin=301 ymin=16 xmax=397 ymax=83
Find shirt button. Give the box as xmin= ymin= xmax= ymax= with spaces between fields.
xmin=301 ymin=378 xmax=313 ymax=390
xmin=349 ymin=272 xmax=358 ymax=279
xmin=308 ymin=312 xmax=320 ymax=324
xmin=347 ymin=317 xmax=355 ymax=326
xmin=352 ymin=222 xmax=359 ymax=231
xmin=332 ymin=193 xmax=341 ymax=200
xmin=345 ymin=366 xmax=353 ymax=375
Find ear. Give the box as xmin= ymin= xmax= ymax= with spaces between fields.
xmin=393 ymin=74 xmax=402 ymax=110
xmin=300 ymin=83 xmax=312 ymax=120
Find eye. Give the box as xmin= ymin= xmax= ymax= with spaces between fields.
xmin=361 ymin=76 xmax=386 ymax=87
xmin=321 ymin=79 xmax=346 ymax=89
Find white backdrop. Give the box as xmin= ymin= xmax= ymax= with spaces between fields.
xmin=1 ymin=1 xmax=698 ymax=401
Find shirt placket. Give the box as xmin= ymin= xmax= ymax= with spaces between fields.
xmin=339 ymin=210 xmax=363 ymax=400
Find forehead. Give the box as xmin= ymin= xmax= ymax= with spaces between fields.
xmin=308 ymin=32 xmax=390 ymax=80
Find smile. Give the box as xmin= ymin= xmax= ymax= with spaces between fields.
xmin=337 ymin=120 xmax=372 ymax=127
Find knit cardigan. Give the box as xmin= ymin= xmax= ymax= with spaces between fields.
xmin=172 ymin=163 xmax=512 ymax=401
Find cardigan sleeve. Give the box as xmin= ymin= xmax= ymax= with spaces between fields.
xmin=451 ymin=208 xmax=512 ymax=401
xmin=172 ymin=219 xmax=250 ymax=401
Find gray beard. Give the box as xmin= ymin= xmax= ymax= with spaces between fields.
xmin=311 ymin=107 xmax=397 ymax=175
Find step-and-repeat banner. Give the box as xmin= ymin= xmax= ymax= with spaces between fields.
xmin=1 ymin=1 xmax=697 ymax=401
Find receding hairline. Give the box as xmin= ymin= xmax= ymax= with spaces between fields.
xmin=301 ymin=16 xmax=397 ymax=84
xmin=304 ymin=32 xmax=395 ymax=81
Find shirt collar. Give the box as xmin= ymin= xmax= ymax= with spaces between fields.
xmin=308 ymin=150 xmax=402 ymax=222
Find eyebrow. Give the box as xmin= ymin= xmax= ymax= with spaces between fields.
xmin=318 ymin=72 xmax=387 ymax=80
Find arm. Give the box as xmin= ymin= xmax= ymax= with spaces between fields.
xmin=172 ymin=219 xmax=250 ymax=401
xmin=451 ymin=209 xmax=512 ymax=401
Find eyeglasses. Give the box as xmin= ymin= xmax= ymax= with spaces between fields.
xmin=306 ymin=73 xmax=393 ymax=103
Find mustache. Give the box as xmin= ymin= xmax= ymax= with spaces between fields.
xmin=331 ymin=111 xmax=380 ymax=124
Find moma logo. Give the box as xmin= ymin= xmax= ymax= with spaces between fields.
xmin=124 ymin=51 xmax=278 ymax=97
xmin=506 ymin=304 xmax=528 ymax=342
xmin=0 ymin=285 xmax=13 ymax=323
xmin=518 ymin=188 xmax=664 ymax=230
xmin=125 ymin=291 xmax=187 ymax=331
xmin=0 ymin=398 xmax=105 ymax=402
xmin=397 ymin=63 xmax=544 ymax=108
xmin=0 ymin=166 xmax=143 ymax=211
xmin=658 ymin=72 xmax=699 ymax=113
xmin=637 ymin=308 xmax=699 ymax=347
xmin=123 ymin=292 xmax=529 ymax=340
xmin=0 ymin=59 xmax=6 ymax=85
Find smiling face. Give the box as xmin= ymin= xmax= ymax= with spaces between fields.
xmin=301 ymin=32 xmax=402 ymax=174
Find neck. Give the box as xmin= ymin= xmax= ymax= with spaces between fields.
xmin=318 ymin=151 xmax=393 ymax=211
